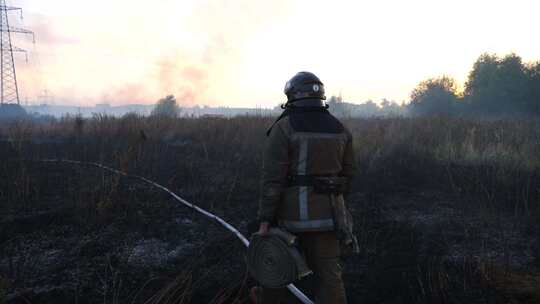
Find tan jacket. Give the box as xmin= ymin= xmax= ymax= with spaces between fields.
xmin=259 ymin=107 xmax=355 ymax=233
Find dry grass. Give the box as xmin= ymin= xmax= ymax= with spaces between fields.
xmin=1 ymin=114 xmax=539 ymax=303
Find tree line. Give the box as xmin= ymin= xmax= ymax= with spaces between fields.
xmin=150 ymin=53 xmax=540 ymax=119
xmin=410 ymin=53 xmax=540 ymax=116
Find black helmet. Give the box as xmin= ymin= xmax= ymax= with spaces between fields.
xmin=284 ymin=71 xmax=326 ymax=103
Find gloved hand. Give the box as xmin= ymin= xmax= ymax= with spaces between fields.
xmin=258 ymin=222 xmax=269 ymax=235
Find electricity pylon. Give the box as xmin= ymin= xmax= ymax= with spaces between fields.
xmin=0 ymin=0 xmax=34 ymax=105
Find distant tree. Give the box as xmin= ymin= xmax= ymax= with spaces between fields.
xmin=525 ymin=61 xmax=540 ymax=114
xmin=358 ymin=100 xmax=380 ymax=116
xmin=496 ymin=54 xmax=529 ymax=112
xmin=0 ymin=103 xmax=27 ymax=120
xmin=328 ymin=95 xmax=348 ymax=117
xmin=380 ymin=99 xmax=403 ymax=116
xmin=327 ymin=94 xmax=343 ymax=104
xmin=465 ymin=53 xmax=528 ymax=114
xmin=464 ymin=53 xmax=499 ymax=98
xmin=409 ymin=76 xmax=459 ymax=116
xmin=151 ymin=95 xmax=180 ymax=118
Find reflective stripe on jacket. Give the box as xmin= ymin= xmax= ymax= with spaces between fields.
xmin=258 ymin=106 xmax=355 ymax=233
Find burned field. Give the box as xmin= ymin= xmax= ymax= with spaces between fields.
xmin=1 ymin=115 xmax=540 ymax=303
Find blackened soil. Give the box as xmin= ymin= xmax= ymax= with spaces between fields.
xmin=1 ymin=162 xmax=540 ymax=304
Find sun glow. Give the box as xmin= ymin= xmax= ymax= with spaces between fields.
xmin=12 ymin=0 xmax=540 ymax=107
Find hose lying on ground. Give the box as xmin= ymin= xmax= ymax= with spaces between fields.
xmin=34 ymin=159 xmax=314 ymax=304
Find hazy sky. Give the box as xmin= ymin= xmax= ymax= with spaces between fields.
xmin=10 ymin=0 xmax=540 ymax=107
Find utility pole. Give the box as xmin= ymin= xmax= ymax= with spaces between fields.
xmin=0 ymin=0 xmax=34 ymax=105
xmin=38 ymin=89 xmax=54 ymax=105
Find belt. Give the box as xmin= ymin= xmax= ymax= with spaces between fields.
xmin=287 ymin=174 xmax=340 ymax=187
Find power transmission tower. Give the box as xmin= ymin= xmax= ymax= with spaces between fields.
xmin=0 ymin=0 xmax=34 ymax=105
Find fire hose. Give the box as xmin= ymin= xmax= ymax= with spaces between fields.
xmin=247 ymin=228 xmax=312 ymax=288
xmin=36 ymin=159 xmax=315 ymax=304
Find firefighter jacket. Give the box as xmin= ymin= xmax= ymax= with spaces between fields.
xmin=258 ymin=103 xmax=355 ymax=233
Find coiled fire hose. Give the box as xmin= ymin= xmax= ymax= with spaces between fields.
xmin=36 ymin=159 xmax=315 ymax=304
xmin=247 ymin=228 xmax=312 ymax=289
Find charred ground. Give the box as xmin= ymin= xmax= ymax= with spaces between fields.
xmin=1 ymin=115 xmax=540 ymax=303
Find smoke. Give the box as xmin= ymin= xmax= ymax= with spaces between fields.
xmin=99 ymin=84 xmax=150 ymax=105
xmin=98 ymin=0 xmax=290 ymax=106
xmin=15 ymin=13 xmax=82 ymax=103
xmin=15 ymin=0 xmax=291 ymax=106
xmin=155 ymin=51 xmax=210 ymax=106
xmin=94 ymin=49 xmax=214 ymax=106
xmin=145 ymin=0 xmax=290 ymax=106
xmin=28 ymin=15 xmax=80 ymax=46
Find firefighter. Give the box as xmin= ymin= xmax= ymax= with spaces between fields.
xmin=251 ymin=72 xmax=357 ymax=304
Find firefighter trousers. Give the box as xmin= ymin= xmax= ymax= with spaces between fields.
xmin=259 ymin=231 xmax=347 ymax=304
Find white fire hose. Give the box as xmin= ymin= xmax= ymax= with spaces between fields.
xmin=37 ymin=159 xmax=314 ymax=304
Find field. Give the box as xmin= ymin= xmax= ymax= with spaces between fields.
xmin=1 ymin=114 xmax=540 ymax=303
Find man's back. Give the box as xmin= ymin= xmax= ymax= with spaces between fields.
xmin=260 ymin=105 xmax=354 ymax=233
xmin=253 ymin=72 xmax=354 ymax=304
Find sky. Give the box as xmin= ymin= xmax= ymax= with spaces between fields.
xmin=8 ymin=0 xmax=540 ymax=107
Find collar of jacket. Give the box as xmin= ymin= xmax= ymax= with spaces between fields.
xmin=288 ymin=98 xmax=326 ymax=108
xmin=266 ymin=99 xmax=329 ymax=136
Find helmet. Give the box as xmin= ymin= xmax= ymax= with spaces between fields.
xmin=284 ymin=71 xmax=326 ymax=103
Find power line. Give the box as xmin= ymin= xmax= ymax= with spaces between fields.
xmin=0 ymin=0 xmax=34 ymax=105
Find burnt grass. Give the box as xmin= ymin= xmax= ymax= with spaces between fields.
xmin=1 ymin=115 xmax=540 ymax=303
